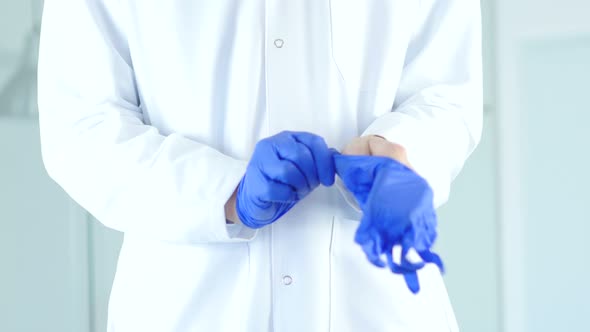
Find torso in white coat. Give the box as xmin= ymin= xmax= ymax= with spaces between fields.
xmin=38 ymin=0 xmax=482 ymax=331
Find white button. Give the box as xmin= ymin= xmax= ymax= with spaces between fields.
xmin=274 ymin=39 xmax=284 ymax=48
xmin=282 ymin=275 xmax=293 ymax=285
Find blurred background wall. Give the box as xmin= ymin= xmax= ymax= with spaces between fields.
xmin=0 ymin=1 xmax=588 ymax=331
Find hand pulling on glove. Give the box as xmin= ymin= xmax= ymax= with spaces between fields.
xmin=334 ymin=154 xmax=444 ymax=294
xmin=236 ymin=131 xmax=336 ymax=229
xmin=236 ymin=131 xmax=443 ymax=293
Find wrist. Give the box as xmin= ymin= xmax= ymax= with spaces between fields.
xmin=367 ymin=137 xmax=413 ymax=170
xmin=225 ymin=186 xmax=241 ymax=224
xmin=342 ymin=135 xmax=412 ymax=169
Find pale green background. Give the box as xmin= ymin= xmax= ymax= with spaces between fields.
xmin=519 ymin=37 xmax=590 ymax=332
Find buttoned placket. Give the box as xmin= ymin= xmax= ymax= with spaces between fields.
xmin=264 ymin=2 xmax=336 ymax=331
xmin=265 ymin=1 xmax=296 ymax=331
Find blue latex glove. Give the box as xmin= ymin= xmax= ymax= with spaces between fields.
xmin=334 ymin=154 xmax=443 ymax=294
xmin=236 ymin=131 xmax=336 ymax=229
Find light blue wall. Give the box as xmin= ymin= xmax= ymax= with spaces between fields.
xmin=437 ymin=112 xmax=500 ymax=332
xmin=88 ymin=220 xmax=122 ymax=332
xmin=519 ymin=36 xmax=590 ymax=332
xmin=436 ymin=2 xmax=501 ymax=330
xmin=0 ymin=120 xmax=89 ymax=332
xmin=0 ymin=0 xmax=40 ymax=117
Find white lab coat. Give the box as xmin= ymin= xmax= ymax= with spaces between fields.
xmin=38 ymin=0 xmax=482 ymax=331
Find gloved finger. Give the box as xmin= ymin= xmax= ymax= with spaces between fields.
xmin=386 ymin=245 xmax=423 ymax=274
xmin=401 ymin=253 xmax=425 ymax=272
xmin=401 ymin=243 xmax=425 ymax=271
xmin=411 ymin=213 xmax=438 ymax=252
xmin=255 ymin=180 xmax=298 ymax=204
xmin=358 ymin=230 xmax=386 ymax=268
xmin=386 ymin=249 xmax=404 ymax=274
xmin=374 ymin=232 xmax=386 ymax=257
xmin=260 ymin=158 xmax=310 ymax=199
xmin=385 ymin=243 xmax=421 ymax=293
xmin=276 ymin=137 xmax=320 ymax=190
xmin=388 ymin=260 xmax=416 ymax=274
xmin=417 ymin=250 xmax=445 ymax=273
xmin=354 ymin=219 xmax=373 ymax=245
xmin=292 ymin=132 xmax=336 ymax=186
xmin=403 ymin=271 xmax=420 ymax=294
xmin=361 ymin=239 xmax=386 ymax=268
xmin=354 ymin=215 xmax=378 ymax=246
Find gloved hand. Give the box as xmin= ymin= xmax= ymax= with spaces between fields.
xmin=236 ymin=131 xmax=336 ymax=229
xmin=334 ymin=154 xmax=443 ymax=294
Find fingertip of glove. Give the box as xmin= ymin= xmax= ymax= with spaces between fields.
xmin=404 ymin=273 xmax=421 ymax=294
xmin=320 ymin=173 xmax=336 ymax=187
xmin=368 ymin=256 xmax=386 ymax=268
xmin=354 ymin=230 xmax=371 ymax=246
xmin=418 ymin=250 xmax=445 ymax=273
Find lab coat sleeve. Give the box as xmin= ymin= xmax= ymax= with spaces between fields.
xmin=37 ymin=0 xmax=256 ymax=244
xmin=362 ymin=0 xmax=483 ymax=208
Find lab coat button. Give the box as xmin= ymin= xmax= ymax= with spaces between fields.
xmin=274 ymin=39 xmax=284 ymax=48
xmin=282 ymin=275 xmax=293 ymax=285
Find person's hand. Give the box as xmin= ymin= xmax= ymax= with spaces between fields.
xmin=334 ymin=154 xmax=443 ymax=294
xmin=236 ymin=131 xmax=336 ymax=229
xmin=341 ymin=135 xmax=412 ymax=169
